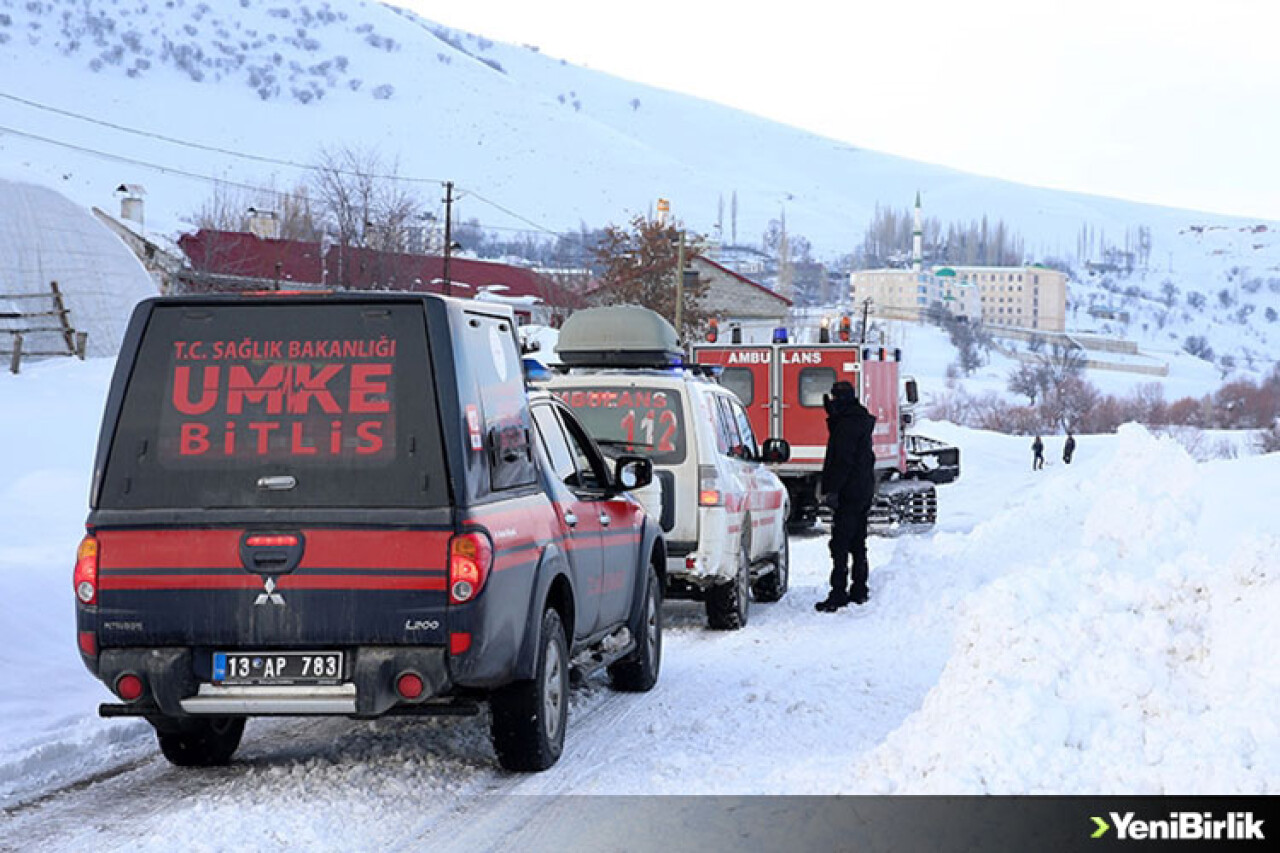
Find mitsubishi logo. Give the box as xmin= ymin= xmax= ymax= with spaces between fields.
xmin=254 ymin=576 xmax=286 ymax=606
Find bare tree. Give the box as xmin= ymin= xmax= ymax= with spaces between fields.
xmin=1037 ymin=342 xmax=1086 ymax=388
xmin=730 ymin=190 xmax=738 ymax=245
xmin=310 ymin=145 xmax=426 ymax=286
xmin=1034 ymin=344 xmax=1088 ymax=429
xmin=1007 ymin=362 xmax=1043 ymax=404
xmin=591 ymin=214 xmax=708 ymax=340
xmin=189 ymin=181 xmax=322 ymax=242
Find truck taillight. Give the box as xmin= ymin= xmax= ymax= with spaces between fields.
xmin=449 ymin=532 xmax=493 ymax=604
xmin=698 ymin=466 xmax=723 ymax=507
xmin=74 ymin=535 xmax=99 ymax=605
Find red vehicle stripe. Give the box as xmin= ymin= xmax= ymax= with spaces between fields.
xmin=99 ymin=574 xmax=446 ymax=591
xmin=300 ymin=530 xmax=450 ymax=570
xmin=97 ymin=529 xmax=450 ymax=571
xmin=281 ymin=575 xmax=446 ymax=591
xmin=98 ymin=530 xmax=239 ymax=570
xmin=100 ymin=574 xmax=261 ymax=590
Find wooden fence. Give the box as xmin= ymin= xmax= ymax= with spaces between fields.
xmin=1 ymin=281 xmax=87 ymax=374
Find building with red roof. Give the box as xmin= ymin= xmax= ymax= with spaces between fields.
xmin=175 ymin=230 xmax=583 ymax=324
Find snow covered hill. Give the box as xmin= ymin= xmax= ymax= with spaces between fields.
xmin=0 ymin=1 xmax=1276 ymax=264
xmin=2 ymin=0 xmax=1278 ymax=386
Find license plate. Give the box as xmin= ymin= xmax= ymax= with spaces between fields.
xmin=212 ymin=651 xmax=344 ymax=685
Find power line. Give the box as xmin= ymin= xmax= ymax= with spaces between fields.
xmin=0 ymin=91 xmax=587 ymax=238
xmin=0 ymin=123 xmax=307 ymax=196
xmin=457 ymin=186 xmax=562 ymax=238
xmin=0 ymin=120 xmax=599 ymax=250
xmin=0 ymin=90 xmax=451 ymax=185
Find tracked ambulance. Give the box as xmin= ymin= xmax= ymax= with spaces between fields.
xmin=693 ymin=318 xmax=959 ymax=532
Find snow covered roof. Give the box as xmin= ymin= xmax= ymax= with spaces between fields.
xmin=0 ymin=179 xmax=158 ymax=358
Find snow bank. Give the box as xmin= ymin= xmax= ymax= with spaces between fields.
xmin=857 ymin=425 xmax=1280 ymax=793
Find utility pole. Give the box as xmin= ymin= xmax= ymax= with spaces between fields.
xmin=860 ymin=297 xmax=873 ymax=343
xmin=674 ymin=230 xmax=686 ymax=336
xmin=442 ymin=181 xmax=454 ymax=297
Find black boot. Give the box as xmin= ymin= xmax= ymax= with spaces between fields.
xmin=849 ymin=585 xmax=869 ymax=605
xmin=815 ymin=588 xmax=850 ymax=612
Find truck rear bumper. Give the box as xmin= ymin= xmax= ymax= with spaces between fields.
xmin=180 ymin=684 xmax=358 ymax=715
xmin=97 ymin=646 xmax=451 ymax=719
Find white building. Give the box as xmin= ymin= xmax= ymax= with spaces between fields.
xmin=848 ymin=194 xmax=1068 ymax=331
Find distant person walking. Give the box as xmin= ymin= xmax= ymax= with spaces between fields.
xmin=1063 ymin=433 xmax=1076 ymax=465
xmin=1032 ymin=435 xmax=1045 ymax=470
xmin=816 ymin=381 xmax=877 ymax=611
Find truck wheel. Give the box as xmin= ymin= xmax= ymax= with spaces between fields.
xmin=153 ymin=716 xmax=245 ymax=767
xmin=609 ymin=565 xmax=662 ymax=692
xmin=752 ymin=532 xmax=789 ymax=603
xmin=490 ymin=608 xmax=569 ymax=771
xmin=706 ymin=537 xmax=750 ymax=630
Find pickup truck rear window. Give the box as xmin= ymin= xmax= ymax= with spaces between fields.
xmin=99 ymin=302 xmax=449 ymax=509
xmin=551 ymin=384 xmax=686 ymax=465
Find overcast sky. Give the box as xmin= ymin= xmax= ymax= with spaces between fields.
xmin=397 ymin=0 xmax=1280 ymax=222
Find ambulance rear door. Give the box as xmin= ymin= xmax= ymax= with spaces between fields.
xmin=776 ymin=344 xmax=862 ymax=473
xmin=859 ymin=348 xmax=906 ymax=473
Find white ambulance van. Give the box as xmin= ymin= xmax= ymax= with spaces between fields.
xmin=540 ymin=306 xmax=791 ymax=630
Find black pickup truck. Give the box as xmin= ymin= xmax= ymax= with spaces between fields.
xmin=74 ymin=292 xmax=665 ymax=771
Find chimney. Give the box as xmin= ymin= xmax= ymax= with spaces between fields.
xmin=116 ymin=183 xmax=146 ymax=229
xmin=247 ymin=207 xmax=282 ymax=240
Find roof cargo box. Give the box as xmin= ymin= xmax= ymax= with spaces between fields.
xmin=556 ymin=305 xmax=682 ymax=368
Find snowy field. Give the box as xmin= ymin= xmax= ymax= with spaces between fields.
xmin=1 ymin=353 xmax=1276 ymax=849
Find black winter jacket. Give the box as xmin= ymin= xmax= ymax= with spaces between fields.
xmin=820 ymin=391 xmax=877 ymax=507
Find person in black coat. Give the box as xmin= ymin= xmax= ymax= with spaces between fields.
xmin=1063 ymin=433 xmax=1076 ymax=464
xmin=1032 ymin=435 xmax=1045 ymax=470
xmin=816 ymin=381 xmax=877 ymax=611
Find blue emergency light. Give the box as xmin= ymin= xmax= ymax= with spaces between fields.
xmin=522 ymin=358 xmax=552 ymax=382
xmin=772 ymin=327 xmax=788 ymax=344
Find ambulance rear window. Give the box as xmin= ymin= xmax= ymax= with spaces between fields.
xmin=550 ymin=385 xmax=686 ymax=465
xmin=798 ymin=367 xmax=838 ymax=407
xmin=99 ymin=302 xmax=448 ymax=509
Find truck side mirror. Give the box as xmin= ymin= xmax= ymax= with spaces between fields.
xmin=904 ymin=378 xmax=919 ymax=405
xmin=762 ymin=437 xmax=791 ymax=464
xmin=613 ymin=455 xmax=653 ymax=491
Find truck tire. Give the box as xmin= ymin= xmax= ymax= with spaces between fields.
xmin=608 ymin=565 xmax=662 ymax=692
xmin=706 ymin=536 xmax=750 ymax=630
xmin=154 ymin=716 xmax=245 ymax=767
xmin=490 ymin=608 xmax=569 ymax=771
xmin=752 ymin=532 xmax=789 ymax=603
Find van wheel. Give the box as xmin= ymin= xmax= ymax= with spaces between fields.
xmin=490 ymin=608 xmax=569 ymax=771
xmin=609 ymin=565 xmax=662 ymax=692
xmin=153 ymin=716 xmax=245 ymax=767
xmin=752 ymin=531 xmax=789 ymax=603
xmin=706 ymin=537 xmax=750 ymax=630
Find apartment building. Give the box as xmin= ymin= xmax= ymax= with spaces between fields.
xmin=848 ymin=264 xmax=1067 ymax=332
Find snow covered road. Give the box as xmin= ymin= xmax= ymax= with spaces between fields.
xmin=1 ymin=524 xmax=955 ymax=851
